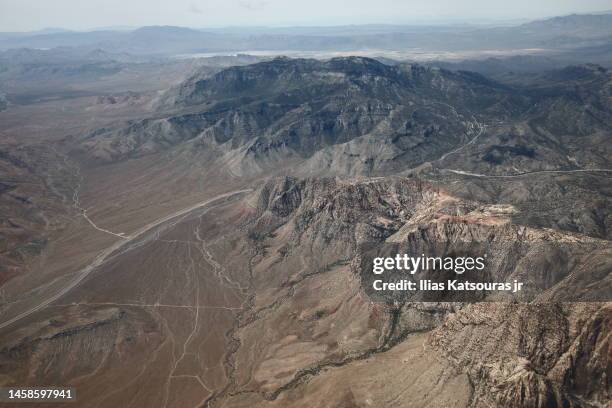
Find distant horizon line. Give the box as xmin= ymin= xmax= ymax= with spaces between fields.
xmin=3 ymin=9 xmax=611 ymax=34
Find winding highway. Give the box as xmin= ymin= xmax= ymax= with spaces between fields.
xmin=434 ymin=113 xmax=612 ymax=178
xmin=446 ymin=168 xmax=612 ymax=178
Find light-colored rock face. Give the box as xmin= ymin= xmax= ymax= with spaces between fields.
xmin=429 ymin=302 xmax=611 ymax=408
xmin=215 ymin=177 xmax=609 ymax=407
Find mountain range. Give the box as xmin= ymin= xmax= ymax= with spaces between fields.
xmin=0 ymin=14 xmax=610 ymax=408
xmin=1 ymin=13 xmax=612 ymax=55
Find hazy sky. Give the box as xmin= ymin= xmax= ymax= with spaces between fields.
xmin=1 ymin=0 xmax=611 ymax=31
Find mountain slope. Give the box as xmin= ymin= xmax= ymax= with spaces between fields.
xmin=77 ymin=57 xmax=512 ymax=170
xmin=77 ymin=58 xmax=611 ymax=178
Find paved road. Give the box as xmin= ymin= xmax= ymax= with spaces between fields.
xmin=0 ymin=189 xmax=252 ymax=330
xmin=432 ymin=113 xmax=612 ymax=179
xmin=446 ymin=169 xmax=612 ymax=178
xmin=437 ymin=119 xmax=485 ymax=163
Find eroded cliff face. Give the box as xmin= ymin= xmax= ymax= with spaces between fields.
xmin=253 ymin=177 xmax=609 ymax=302
xmin=204 ymin=176 xmax=610 ymax=407
xmin=429 ymin=303 xmax=610 ymax=408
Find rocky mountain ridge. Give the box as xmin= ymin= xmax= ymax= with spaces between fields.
xmin=76 ymin=58 xmax=611 ymax=182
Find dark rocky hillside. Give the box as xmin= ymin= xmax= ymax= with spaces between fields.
xmin=77 ymin=57 xmax=611 ymax=181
